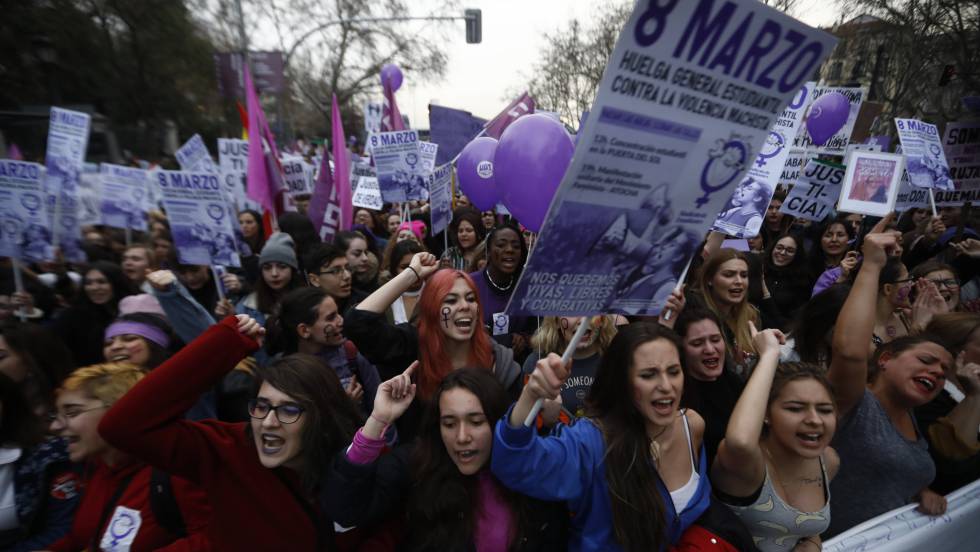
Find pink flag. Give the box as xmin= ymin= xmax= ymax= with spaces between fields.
xmin=484 ymin=92 xmax=535 ymax=139
xmin=6 ymin=143 xmax=23 ymax=161
xmin=245 ymin=66 xmax=283 ymax=215
xmin=309 ymin=94 xmax=352 ymax=241
xmin=381 ymin=79 xmax=406 ymax=132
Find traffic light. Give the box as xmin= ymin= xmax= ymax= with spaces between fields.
xmin=939 ymin=64 xmax=956 ymax=87
xmin=465 ymin=9 xmax=482 ymax=44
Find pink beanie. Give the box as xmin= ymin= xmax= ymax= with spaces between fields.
xmin=119 ymin=294 xmax=167 ymax=318
xmin=397 ymin=220 xmax=427 ymax=242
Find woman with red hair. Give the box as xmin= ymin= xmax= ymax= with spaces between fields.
xmin=344 ymin=252 xmax=522 ymax=442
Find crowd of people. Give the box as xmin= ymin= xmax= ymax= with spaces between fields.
xmin=1 ymin=188 xmax=979 ymax=551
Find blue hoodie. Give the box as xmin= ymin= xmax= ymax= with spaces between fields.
xmin=492 ymin=411 xmax=710 ymax=551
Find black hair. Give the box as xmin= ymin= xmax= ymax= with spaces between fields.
xmin=586 ymin=322 xmax=684 ymax=550
xmin=108 ymin=312 xmax=179 ymax=369
xmin=265 ymin=287 xmax=330 ymax=355
xmin=303 ymin=242 xmax=347 ymax=275
xmin=408 ymin=368 xmax=526 ymax=550
xmin=0 ymin=373 xmax=45 ymax=446
xmin=484 ymin=220 xmax=529 ymax=278
xmin=448 ymin=208 xmax=487 ymax=252
xmin=277 ymin=212 xmax=319 ymax=259
xmin=80 ymin=261 xmax=135 ymax=310
xmin=388 ymin=240 xmax=425 ymax=277
xmin=787 ymin=284 xmax=851 ymax=366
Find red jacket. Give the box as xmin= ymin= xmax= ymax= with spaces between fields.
xmin=49 ymin=459 xmax=210 ymax=551
xmin=99 ymin=317 xmax=323 ymax=551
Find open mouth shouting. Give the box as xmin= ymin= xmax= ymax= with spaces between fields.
xmin=651 ymin=397 xmax=675 ymax=417
xmin=796 ymin=431 xmax=824 ymax=449
xmin=912 ymin=375 xmax=938 ymax=396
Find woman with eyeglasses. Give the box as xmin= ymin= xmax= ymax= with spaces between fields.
xmin=47 ymin=363 xmax=211 ymax=551
xmin=763 ymin=234 xmax=811 ymax=328
xmin=97 ymin=315 xmax=364 ymax=550
xmin=912 ymin=261 xmax=963 ymax=312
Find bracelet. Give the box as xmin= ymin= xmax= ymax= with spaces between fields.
xmin=368 ymin=414 xmax=390 ymax=427
xmin=407 ymin=266 xmax=421 ymax=282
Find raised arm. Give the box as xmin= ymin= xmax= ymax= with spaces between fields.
xmin=356 ymin=252 xmax=439 ymax=314
xmin=829 ymin=232 xmax=900 ymax=415
xmin=712 ymin=323 xmax=785 ymax=496
xmin=98 ymin=316 xmax=261 ymax=482
xmin=321 ymin=364 xmax=417 ymax=527
xmin=146 ymin=269 xmax=216 ymax=343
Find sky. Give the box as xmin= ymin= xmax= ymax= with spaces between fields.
xmin=394 ymin=0 xmax=845 ymax=128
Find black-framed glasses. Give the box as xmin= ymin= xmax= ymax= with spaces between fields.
xmin=892 ymin=277 xmax=915 ymax=285
xmin=247 ymin=399 xmax=305 ymax=424
xmin=773 ymin=245 xmax=797 ymax=255
xmin=928 ymin=278 xmax=959 ymax=288
xmin=318 ymin=265 xmax=352 ymax=277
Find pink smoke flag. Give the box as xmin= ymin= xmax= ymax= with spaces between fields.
xmin=381 ymin=77 xmax=406 ymax=132
xmin=484 ymin=92 xmax=535 ymax=139
xmin=244 ymin=65 xmax=283 ymax=215
xmin=6 ymin=143 xmax=23 ymax=160
xmin=309 ymin=94 xmax=353 ymax=241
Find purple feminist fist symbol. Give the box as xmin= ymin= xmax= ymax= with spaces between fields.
xmin=441 ymin=307 xmax=452 ymax=328
xmin=755 ymin=131 xmax=784 ymax=168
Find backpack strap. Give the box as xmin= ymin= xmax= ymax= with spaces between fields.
xmin=149 ymin=469 xmax=187 ymax=538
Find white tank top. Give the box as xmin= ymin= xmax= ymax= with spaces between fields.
xmin=668 ymin=412 xmax=700 ymax=513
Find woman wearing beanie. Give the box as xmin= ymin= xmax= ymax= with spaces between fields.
xmin=226 ymin=232 xmax=304 ymax=328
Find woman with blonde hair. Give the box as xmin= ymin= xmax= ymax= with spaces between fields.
xmin=47 ymin=363 xmax=210 ymax=551
xmin=689 ymin=248 xmax=761 ymax=372
xmin=522 ymin=316 xmax=618 ymax=423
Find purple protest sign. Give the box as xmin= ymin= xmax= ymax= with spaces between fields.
xmin=429 ymin=104 xmax=487 ymax=165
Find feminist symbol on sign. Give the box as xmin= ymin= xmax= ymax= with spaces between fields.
xmin=20 ymin=193 xmax=41 ymax=214
xmin=207 ymin=204 xmax=226 ymax=223
xmin=755 ymin=131 xmax=784 ymax=168
xmin=696 ymin=137 xmax=749 ymax=208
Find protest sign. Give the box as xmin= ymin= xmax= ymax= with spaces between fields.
xmin=428 ymin=164 xmax=453 ymax=235
xmin=506 ymin=0 xmax=836 ymax=317
xmin=218 ymin=138 xmax=249 ymax=208
xmin=76 ymin=172 xmax=103 ymax=228
xmin=369 ymin=130 xmax=421 ymax=203
xmin=0 ymin=160 xmax=51 ymax=262
xmin=792 ymin=86 xmax=865 ymax=154
xmin=414 ymin=141 xmax=439 ymax=201
xmin=779 ymin=149 xmax=810 ymax=188
xmin=175 ymin=134 xmax=219 ymax=173
xmin=281 ymin=157 xmax=312 ymax=197
xmin=155 ymin=170 xmax=241 ymax=267
xmin=44 ymin=107 xmax=90 ymax=262
xmin=99 ymin=164 xmax=150 ymax=231
xmin=838 ymin=152 xmax=904 ymax=217
xmin=351 ymin=177 xmax=383 ymax=210
xmin=942 ymin=121 xmax=980 ymax=195
xmin=779 ymin=159 xmax=845 ymax=222
xmin=429 ymin=104 xmax=487 ymax=165
xmin=895 ymin=172 xmax=929 ymax=212
xmin=712 ymin=82 xmax=813 ymax=238
xmin=824 ymin=477 xmax=980 ymax=552
xmin=364 ymin=101 xmax=382 ymax=134
xmin=895 ymin=118 xmax=954 ymax=190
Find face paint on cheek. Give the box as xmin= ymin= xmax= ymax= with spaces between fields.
xmin=442 ymin=307 xmax=451 ymax=329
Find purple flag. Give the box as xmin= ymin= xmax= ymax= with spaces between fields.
xmin=245 ymin=66 xmax=284 ymax=215
xmin=309 ymin=95 xmax=353 ymax=241
xmin=483 ymin=92 xmax=535 ymax=139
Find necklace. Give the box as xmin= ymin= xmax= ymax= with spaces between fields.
xmin=763 ymin=445 xmax=822 ymax=489
xmin=485 ymin=269 xmax=514 ymax=292
xmin=648 ymin=422 xmax=671 ymax=465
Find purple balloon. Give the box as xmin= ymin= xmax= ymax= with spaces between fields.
xmin=805 ymin=92 xmax=850 ymax=146
xmin=495 ymin=114 xmax=574 ymax=232
xmin=380 ymin=64 xmax=403 ymax=92
xmin=456 ymin=137 xmax=499 ymax=211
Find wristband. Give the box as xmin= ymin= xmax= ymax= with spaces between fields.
xmin=407 ymin=266 xmax=421 ymax=282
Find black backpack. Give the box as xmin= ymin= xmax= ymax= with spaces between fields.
xmin=149 ymin=469 xmax=187 ymax=538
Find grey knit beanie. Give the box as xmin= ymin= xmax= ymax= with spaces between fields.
xmin=259 ymin=232 xmax=298 ymax=270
